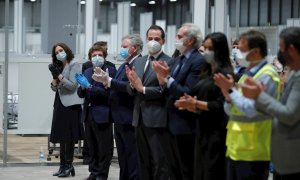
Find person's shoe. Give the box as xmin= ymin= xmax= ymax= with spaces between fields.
xmin=58 ymin=164 xmax=75 ymax=177
xmin=52 ymin=165 xmax=65 ymax=176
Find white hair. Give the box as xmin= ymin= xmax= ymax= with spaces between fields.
xmin=122 ymin=34 xmax=143 ymax=54
xmin=181 ymin=23 xmax=203 ymax=49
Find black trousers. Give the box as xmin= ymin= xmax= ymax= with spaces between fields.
xmin=60 ymin=141 xmax=75 ymax=165
xmin=86 ymin=113 xmax=113 ymax=179
xmin=114 ymin=124 xmax=139 ymax=180
xmin=135 ymin=122 xmax=169 ymax=180
xmin=273 ymin=170 xmax=300 ymax=180
xmin=174 ymin=134 xmax=195 ymax=180
xmin=159 ymin=131 xmax=185 ymax=180
xmin=226 ymin=158 xmax=269 ymax=180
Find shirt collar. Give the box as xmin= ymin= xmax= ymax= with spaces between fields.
xmin=248 ymin=59 xmax=268 ymax=74
xmin=149 ymin=50 xmax=163 ymax=60
xmin=128 ymin=54 xmax=140 ymax=64
xmin=183 ymin=49 xmax=194 ymax=59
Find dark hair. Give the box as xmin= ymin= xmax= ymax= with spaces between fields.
xmin=146 ymin=25 xmax=165 ymax=40
xmin=51 ymin=43 xmax=74 ymax=64
xmin=93 ymin=41 xmax=107 ymax=47
xmin=88 ymin=44 xmax=107 ymax=60
xmin=199 ymin=32 xmax=233 ymax=79
xmin=279 ymin=27 xmax=300 ymax=52
xmin=239 ymin=30 xmax=268 ymax=58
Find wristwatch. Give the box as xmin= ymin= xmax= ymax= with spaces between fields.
xmin=164 ymin=75 xmax=171 ymax=83
xmin=228 ymin=88 xmax=233 ymax=94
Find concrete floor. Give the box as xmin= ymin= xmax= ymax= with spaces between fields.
xmin=0 ymin=134 xmax=274 ymax=180
xmin=0 ymin=163 xmax=120 ymax=180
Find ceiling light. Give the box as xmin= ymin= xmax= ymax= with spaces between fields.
xmin=130 ymin=3 xmax=136 ymax=7
xmin=170 ymin=0 xmax=177 ymax=1
xmin=148 ymin=1 xmax=155 ymax=5
xmin=80 ymin=0 xmax=85 ymax=4
xmin=99 ymin=0 xmax=103 ymax=1
xmin=30 ymin=0 xmax=36 ymax=2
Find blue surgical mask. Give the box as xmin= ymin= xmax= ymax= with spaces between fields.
xmin=120 ymin=47 xmax=129 ymax=59
xmin=56 ymin=51 xmax=67 ymax=61
xmin=91 ymin=55 xmax=105 ymax=67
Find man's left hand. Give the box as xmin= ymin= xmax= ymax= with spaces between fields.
xmin=241 ymin=77 xmax=263 ymax=99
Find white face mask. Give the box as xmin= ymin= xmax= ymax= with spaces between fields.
xmin=233 ymin=49 xmax=249 ymax=66
xmin=91 ymin=55 xmax=105 ymax=67
xmin=56 ymin=50 xmax=67 ymax=61
xmin=147 ymin=40 xmax=161 ymax=54
xmin=203 ymin=50 xmax=215 ymax=64
xmin=175 ymin=38 xmax=187 ymax=53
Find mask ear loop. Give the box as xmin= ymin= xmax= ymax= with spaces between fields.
xmin=126 ymin=46 xmax=138 ymax=61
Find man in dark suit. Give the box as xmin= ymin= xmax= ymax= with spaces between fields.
xmin=125 ymin=25 xmax=172 ymax=180
xmin=77 ymin=44 xmax=117 ymax=180
xmin=92 ymin=34 xmax=143 ymax=180
xmin=153 ymin=23 xmax=205 ymax=180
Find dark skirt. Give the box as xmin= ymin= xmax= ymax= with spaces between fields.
xmin=50 ymin=91 xmax=84 ymax=143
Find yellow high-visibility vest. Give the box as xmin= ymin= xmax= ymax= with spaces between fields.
xmin=226 ymin=63 xmax=280 ymax=161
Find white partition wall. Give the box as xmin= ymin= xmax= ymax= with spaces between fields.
xmin=215 ymin=0 xmax=227 ymax=33
xmin=14 ymin=0 xmax=24 ymax=54
xmin=111 ymin=24 xmax=118 ymax=55
xmin=166 ymin=25 xmax=177 ymax=56
xmin=193 ymin=0 xmax=208 ymax=36
xmin=140 ymin=12 xmax=153 ymax=55
xmin=117 ymin=2 xmax=130 ymax=55
xmin=16 ymin=61 xmax=54 ymax=134
xmin=85 ymin=0 xmax=96 ymax=57
xmin=0 ymin=57 xmax=55 ymax=134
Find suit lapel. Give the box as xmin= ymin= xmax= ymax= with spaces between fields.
xmin=135 ymin=56 xmax=147 ymax=80
xmin=143 ymin=53 xmax=165 ymax=83
xmin=173 ymin=50 xmax=196 ymax=81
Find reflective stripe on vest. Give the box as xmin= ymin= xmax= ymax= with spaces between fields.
xmin=226 ymin=64 xmax=280 ymax=161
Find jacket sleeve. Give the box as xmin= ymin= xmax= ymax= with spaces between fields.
xmin=111 ymin=79 xmax=132 ymax=94
xmin=59 ymin=62 xmax=80 ymax=91
xmin=255 ymin=79 xmax=300 ymax=126
xmin=168 ymin=59 xmax=203 ymax=98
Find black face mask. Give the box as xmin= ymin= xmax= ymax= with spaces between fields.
xmin=277 ymin=50 xmax=287 ymax=68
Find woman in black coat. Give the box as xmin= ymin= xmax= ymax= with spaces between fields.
xmin=175 ymin=32 xmax=233 ymax=180
xmin=49 ymin=43 xmax=84 ymax=178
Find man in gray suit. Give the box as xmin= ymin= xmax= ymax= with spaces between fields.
xmin=125 ymin=25 xmax=172 ymax=180
xmin=241 ymin=27 xmax=300 ymax=179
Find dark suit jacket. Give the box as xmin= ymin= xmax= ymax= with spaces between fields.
xmin=167 ymin=49 xmax=205 ymax=135
xmin=77 ymin=63 xmax=117 ymax=124
xmin=109 ymin=55 xmax=141 ymax=124
xmin=128 ymin=52 xmax=172 ymax=128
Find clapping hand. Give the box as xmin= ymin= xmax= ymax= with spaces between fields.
xmin=152 ymin=60 xmax=170 ymax=85
xmin=75 ymin=73 xmax=91 ymax=88
xmin=241 ymin=77 xmax=264 ymax=99
xmin=174 ymin=93 xmax=198 ymax=112
xmin=92 ymin=67 xmax=110 ymax=86
xmin=125 ymin=65 xmax=144 ymax=93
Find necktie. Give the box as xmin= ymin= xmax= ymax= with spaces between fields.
xmin=143 ymin=56 xmax=155 ymax=81
xmin=116 ymin=62 xmax=129 ymax=80
xmin=172 ymin=55 xmax=185 ymax=78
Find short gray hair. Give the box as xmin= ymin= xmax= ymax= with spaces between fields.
xmin=181 ymin=23 xmax=203 ymax=49
xmin=122 ymin=34 xmax=143 ymax=54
